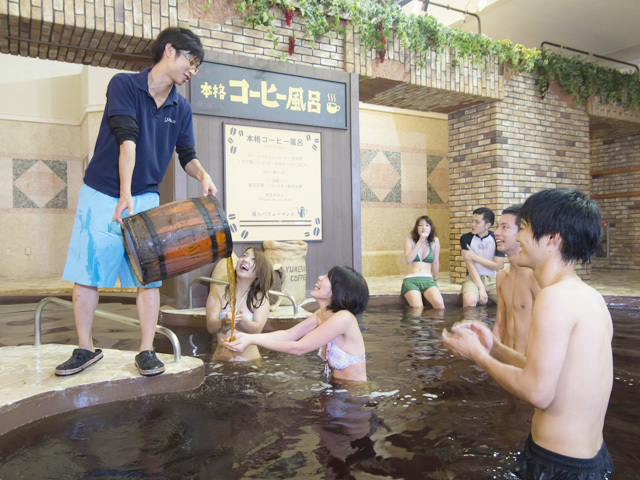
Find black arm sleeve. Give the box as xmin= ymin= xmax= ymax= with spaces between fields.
xmin=176 ymin=145 xmax=197 ymax=169
xmin=108 ymin=115 xmax=139 ymax=144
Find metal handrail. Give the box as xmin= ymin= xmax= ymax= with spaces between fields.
xmin=541 ymin=41 xmax=639 ymax=73
xmin=34 ymin=297 xmax=181 ymax=362
xmin=188 ymin=276 xmax=299 ymax=315
xmin=427 ymin=2 xmax=482 ymax=35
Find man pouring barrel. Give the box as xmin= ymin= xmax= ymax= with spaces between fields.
xmin=56 ymin=27 xmax=216 ymax=377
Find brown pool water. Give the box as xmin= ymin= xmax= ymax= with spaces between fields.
xmin=0 ymin=303 xmax=638 ymax=479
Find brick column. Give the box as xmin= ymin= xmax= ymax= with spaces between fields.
xmin=449 ymin=71 xmax=592 ymax=283
xmin=591 ymin=133 xmax=640 ymax=271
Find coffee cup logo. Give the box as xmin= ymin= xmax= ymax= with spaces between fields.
xmin=327 ymin=102 xmax=341 ymax=114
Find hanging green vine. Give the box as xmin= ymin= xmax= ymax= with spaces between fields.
xmin=218 ymin=0 xmax=640 ymax=110
xmin=537 ymin=49 xmax=640 ymax=109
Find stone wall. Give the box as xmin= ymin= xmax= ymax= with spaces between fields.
xmin=448 ymin=71 xmax=592 ymax=283
xmin=0 ymin=59 xmax=123 ymax=281
xmin=3 ymin=0 xmax=640 ymax=285
xmin=179 ymin=0 xmax=346 ymax=70
xmin=0 ymin=118 xmax=83 ymax=278
xmin=1 ymin=0 xmax=160 ymax=70
xmin=359 ymin=106 xmax=449 ymax=277
xmin=591 ymin=133 xmax=640 ymax=271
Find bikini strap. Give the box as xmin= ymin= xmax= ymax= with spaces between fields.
xmin=223 ymin=287 xmax=250 ymax=315
xmin=235 ymin=288 xmax=250 ymax=315
xmin=317 ymin=309 xmax=328 ymax=362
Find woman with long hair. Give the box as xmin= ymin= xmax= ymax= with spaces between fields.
xmin=206 ymin=247 xmax=274 ymax=361
xmin=402 ymin=215 xmax=445 ymax=309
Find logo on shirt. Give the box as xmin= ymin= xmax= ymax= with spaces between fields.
xmin=475 ymin=242 xmax=490 ymax=252
xmin=164 ymin=117 xmax=176 ymax=124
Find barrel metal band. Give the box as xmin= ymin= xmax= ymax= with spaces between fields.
xmin=139 ymin=211 xmax=167 ymax=281
xmin=192 ymin=197 xmax=219 ymax=257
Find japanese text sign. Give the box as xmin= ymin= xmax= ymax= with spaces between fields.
xmin=224 ymin=124 xmax=323 ymax=242
xmin=191 ymin=62 xmax=347 ymax=129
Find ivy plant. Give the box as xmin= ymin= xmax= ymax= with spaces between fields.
xmin=206 ymin=0 xmax=640 ymax=110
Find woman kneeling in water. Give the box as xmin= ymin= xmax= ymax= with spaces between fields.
xmin=206 ymin=247 xmax=274 ymax=362
xmin=225 ymin=266 xmax=369 ymax=383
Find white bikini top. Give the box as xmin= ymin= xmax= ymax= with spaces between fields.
xmin=220 ymin=289 xmax=254 ymax=331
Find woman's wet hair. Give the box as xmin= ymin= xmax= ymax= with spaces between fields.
xmin=327 ymin=266 xmax=369 ymax=316
xmin=225 ymin=247 xmax=275 ymax=312
xmin=410 ymin=215 xmax=436 ymax=243
xmin=151 ymin=27 xmax=204 ymax=65
xmin=519 ymin=188 xmax=601 ymax=264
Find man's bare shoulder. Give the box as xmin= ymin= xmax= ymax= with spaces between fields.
xmin=535 ymin=277 xmax=608 ymax=323
xmin=520 ymin=267 xmax=540 ymax=296
xmin=496 ymin=267 xmax=510 ymax=295
xmin=551 ymin=276 xmax=602 ymax=297
xmin=496 ymin=267 xmax=508 ymax=283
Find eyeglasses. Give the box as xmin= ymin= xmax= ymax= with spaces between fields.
xmin=181 ymin=51 xmax=200 ymax=74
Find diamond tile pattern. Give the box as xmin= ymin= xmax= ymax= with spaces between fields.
xmin=427 ymin=154 xmax=448 ymax=205
xmin=360 ymin=150 xmax=401 ymax=203
xmin=12 ymin=159 xmax=68 ymax=209
xmin=361 ymin=149 xmax=448 ymax=206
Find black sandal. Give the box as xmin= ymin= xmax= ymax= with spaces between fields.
xmin=55 ymin=348 xmax=103 ymax=376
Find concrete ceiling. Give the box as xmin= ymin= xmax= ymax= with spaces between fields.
xmin=411 ymin=0 xmax=640 ymax=71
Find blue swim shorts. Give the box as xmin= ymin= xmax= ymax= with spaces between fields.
xmin=62 ymin=184 xmax=161 ymax=289
xmin=401 ymin=276 xmax=438 ymax=296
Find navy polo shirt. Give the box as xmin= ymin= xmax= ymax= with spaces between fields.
xmin=84 ymin=67 xmax=196 ymax=197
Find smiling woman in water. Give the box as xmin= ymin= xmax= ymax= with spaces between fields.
xmin=206 ymin=247 xmax=274 ymax=362
xmin=224 ymin=265 xmax=370 ymax=383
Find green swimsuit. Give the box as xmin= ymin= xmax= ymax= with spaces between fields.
xmin=402 ymin=242 xmax=438 ymax=295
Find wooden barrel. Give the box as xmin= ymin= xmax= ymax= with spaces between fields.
xmin=121 ymin=195 xmax=233 ymax=285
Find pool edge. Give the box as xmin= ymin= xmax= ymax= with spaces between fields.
xmin=0 ymin=345 xmax=205 ymax=437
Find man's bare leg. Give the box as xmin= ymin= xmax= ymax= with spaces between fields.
xmin=462 ymin=291 xmax=478 ymax=307
xmin=73 ymin=283 xmax=99 ymax=351
xmin=55 ymin=284 xmax=102 ymax=375
xmin=137 ymin=286 xmax=160 ymax=352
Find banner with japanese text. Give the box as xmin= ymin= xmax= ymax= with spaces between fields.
xmin=224 ymin=124 xmax=322 ymax=242
xmin=191 ymin=62 xmax=347 ymax=129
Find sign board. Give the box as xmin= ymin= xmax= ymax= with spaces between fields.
xmin=191 ymin=62 xmax=347 ymax=129
xmin=224 ymin=124 xmax=322 ymax=242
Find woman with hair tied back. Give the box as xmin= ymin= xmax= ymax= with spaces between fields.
xmin=401 ymin=215 xmax=445 ymax=309
xmin=206 ymin=247 xmax=274 ymax=362
xmin=225 ymin=266 xmax=370 ymax=384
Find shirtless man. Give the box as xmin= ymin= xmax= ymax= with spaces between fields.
xmin=443 ymin=188 xmax=613 ymax=479
xmin=493 ymin=204 xmax=540 ymax=354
